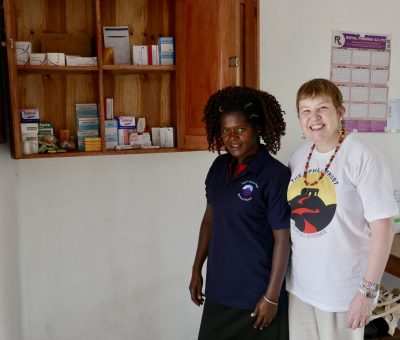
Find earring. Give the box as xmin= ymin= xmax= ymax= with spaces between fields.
xmin=338 ymin=118 xmax=345 ymax=135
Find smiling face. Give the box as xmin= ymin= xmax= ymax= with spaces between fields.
xmin=298 ymin=95 xmax=345 ymax=152
xmin=220 ymin=111 xmax=260 ymax=165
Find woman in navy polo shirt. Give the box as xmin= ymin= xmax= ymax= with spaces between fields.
xmin=189 ymin=86 xmax=291 ymax=340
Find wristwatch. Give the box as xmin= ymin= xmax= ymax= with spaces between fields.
xmin=358 ymin=287 xmax=377 ymax=299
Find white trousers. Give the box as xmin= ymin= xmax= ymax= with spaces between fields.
xmin=288 ymin=293 xmax=364 ymax=340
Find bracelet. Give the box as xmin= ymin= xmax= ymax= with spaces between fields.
xmin=360 ymin=279 xmax=379 ymax=293
xmin=262 ymin=295 xmax=278 ymax=306
xmin=358 ymin=287 xmax=378 ymax=299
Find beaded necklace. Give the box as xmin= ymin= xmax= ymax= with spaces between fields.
xmin=303 ymin=129 xmax=345 ymax=187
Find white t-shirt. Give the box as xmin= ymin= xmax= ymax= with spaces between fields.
xmin=286 ymin=134 xmax=399 ymax=312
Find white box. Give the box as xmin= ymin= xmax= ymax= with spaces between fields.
xmin=46 ymin=53 xmax=65 ymax=66
xmin=21 ymin=133 xmax=38 ymax=155
xmin=16 ymin=41 xmax=32 ymax=65
xmin=118 ymin=129 xmax=130 ymax=145
xmin=65 ymin=55 xmax=97 ymax=66
xmin=29 ymin=53 xmax=47 ymax=65
xmin=130 ymin=132 xmax=151 ymax=146
xmin=132 ymin=45 xmax=148 ymax=65
xmin=16 ymin=41 xmax=32 ymax=54
xmin=22 ymin=138 xmax=38 ymax=155
xmin=151 ymin=45 xmax=159 ymax=65
xmin=106 ymin=141 xmax=118 ymax=150
xmin=160 ymin=127 xmax=174 ymax=147
xmin=106 ymin=98 xmax=114 ymax=119
xmin=21 ymin=123 xmax=39 ymax=134
xmin=151 ymin=127 xmax=161 ymax=146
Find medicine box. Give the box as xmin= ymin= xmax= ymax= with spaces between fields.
xmin=105 ymin=98 xmax=114 ymax=120
xmin=158 ymin=37 xmax=174 ymax=66
xmin=46 ymin=53 xmax=65 ymax=66
xmin=84 ymin=137 xmax=102 ymax=152
xmin=38 ymin=122 xmax=54 ymax=138
xmin=160 ymin=127 xmax=174 ymax=147
xmin=76 ymin=117 xmax=99 ymax=131
xmin=104 ymin=119 xmax=117 ymax=128
xmin=65 ymin=56 xmax=97 ymax=66
xmin=117 ymin=116 xmax=136 ymax=128
xmin=129 ymin=132 xmax=151 ymax=146
xmin=16 ymin=41 xmax=32 ymax=65
xmin=21 ymin=123 xmax=39 ymax=134
xmin=29 ymin=53 xmax=47 ymax=65
xmin=20 ymin=109 xmax=40 ymax=123
xmin=76 ymin=103 xmax=98 ymax=117
xmin=118 ymin=129 xmax=130 ymax=145
xmin=77 ymin=130 xmax=99 ymax=151
xmin=106 ymin=141 xmax=118 ymax=150
xmin=132 ymin=45 xmax=148 ymax=65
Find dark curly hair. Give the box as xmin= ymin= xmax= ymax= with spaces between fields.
xmin=203 ymin=86 xmax=286 ymax=155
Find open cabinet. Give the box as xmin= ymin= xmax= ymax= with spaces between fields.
xmin=3 ymin=0 xmax=259 ymax=158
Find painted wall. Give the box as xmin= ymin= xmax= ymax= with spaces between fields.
xmin=17 ymin=152 xmax=215 ymax=340
xmin=0 ymin=145 xmax=22 ymax=340
xmin=261 ymin=0 xmax=400 ymax=189
xmin=0 ymin=1 xmax=398 ymax=339
xmin=260 ymin=0 xmax=400 ymax=294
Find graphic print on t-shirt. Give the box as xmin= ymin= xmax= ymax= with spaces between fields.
xmin=287 ymin=173 xmax=337 ymax=234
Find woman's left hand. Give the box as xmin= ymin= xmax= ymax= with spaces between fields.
xmin=251 ymin=297 xmax=278 ymax=330
xmin=347 ymin=293 xmax=375 ymax=329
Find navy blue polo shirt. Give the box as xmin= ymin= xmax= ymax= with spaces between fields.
xmin=205 ymin=148 xmax=291 ymax=310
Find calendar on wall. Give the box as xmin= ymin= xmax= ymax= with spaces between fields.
xmin=330 ymin=31 xmax=391 ymax=132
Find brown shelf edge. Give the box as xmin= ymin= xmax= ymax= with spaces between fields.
xmin=14 ymin=147 xmax=206 ymax=159
xmin=102 ymin=65 xmax=176 ymax=74
xmin=17 ymin=65 xmax=99 ymax=74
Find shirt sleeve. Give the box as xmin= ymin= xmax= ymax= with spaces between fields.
xmin=205 ymin=158 xmax=218 ymax=203
xmin=355 ymin=145 xmax=399 ymax=222
xmin=266 ymin=166 xmax=292 ymax=229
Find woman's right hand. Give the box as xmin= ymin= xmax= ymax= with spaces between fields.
xmin=189 ymin=271 xmax=205 ymax=306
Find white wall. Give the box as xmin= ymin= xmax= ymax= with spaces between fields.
xmin=17 ymin=152 xmax=215 ymax=340
xmin=260 ymin=0 xmax=400 ymax=295
xmin=260 ymin=0 xmax=400 ymax=190
xmin=0 ymin=145 xmax=22 ymax=340
xmin=0 ymin=1 xmax=396 ymax=340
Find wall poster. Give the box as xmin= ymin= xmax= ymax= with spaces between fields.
xmin=330 ymin=31 xmax=391 ymax=132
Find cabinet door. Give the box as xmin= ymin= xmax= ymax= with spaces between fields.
xmin=176 ymin=0 xmax=258 ymax=150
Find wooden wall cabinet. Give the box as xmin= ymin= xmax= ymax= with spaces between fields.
xmin=3 ymin=0 xmax=259 ymax=159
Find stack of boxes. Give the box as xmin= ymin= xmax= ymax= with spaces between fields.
xmin=16 ymin=40 xmax=97 ymax=66
xmin=131 ymin=37 xmax=174 ymax=66
xmin=20 ymin=109 xmax=39 ymax=155
xmin=105 ymin=120 xmax=118 ymax=150
xmin=76 ymin=103 xmax=100 ymax=151
xmin=151 ymin=127 xmax=174 ymax=147
xmin=132 ymin=45 xmax=159 ymax=65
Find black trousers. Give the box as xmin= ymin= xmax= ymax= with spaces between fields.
xmin=198 ymin=300 xmax=289 ymax=340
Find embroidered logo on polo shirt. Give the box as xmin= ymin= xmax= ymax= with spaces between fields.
xmin=238 ymin=180 xmax=259 ymax=201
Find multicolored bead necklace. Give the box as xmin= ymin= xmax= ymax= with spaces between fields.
xmin=303 ymin=129 xmax=345 ymax=187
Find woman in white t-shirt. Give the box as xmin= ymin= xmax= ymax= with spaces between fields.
xmin=286 ymin=78 xmax=398 ymax=340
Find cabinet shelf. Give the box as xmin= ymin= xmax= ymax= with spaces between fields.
xmin=18 ymin=147 xmax=187 ymax=159
xmin=102 ymin=65 xmax=176 ymax=74
xmin=17 ymin=65 xmax=99 ymax=74
xmin=4 ymin=0 xmax=259 ymax=159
